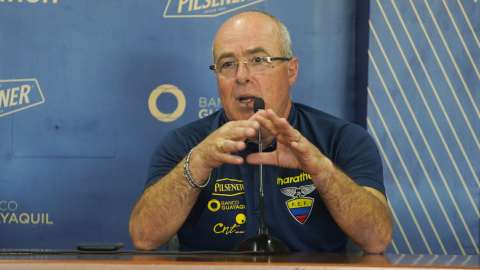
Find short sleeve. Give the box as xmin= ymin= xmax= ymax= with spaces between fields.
xmin=332 ymin=124 xmax=385 ymax=196
xmin=145 ymin=130 xmax=189 ymax=190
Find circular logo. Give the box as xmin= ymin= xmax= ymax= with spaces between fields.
xmin=208 ymin=199 xmax=221 ymax=212
xmin=236 ymin=213 xmax=246 ymax=224
xmin=148 ymin=84 xmax=186 ymax=122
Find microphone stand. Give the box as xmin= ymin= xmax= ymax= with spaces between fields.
xmin=234 ymin=105 xmax=289 ymax=253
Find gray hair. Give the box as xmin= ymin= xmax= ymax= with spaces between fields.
xmin=212 ymin=10 xmax=293 ymax=62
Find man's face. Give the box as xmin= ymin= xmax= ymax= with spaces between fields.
xmin=213 ymin=13 xmax=298 ymax=121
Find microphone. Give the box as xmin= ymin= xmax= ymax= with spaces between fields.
xmin=234 ymin=98 xmax=289 ymax=253
xmin=253 ymin=98 xmax=266 ymax=229
xmin=253 ymin=97 xmax=265 ymax=113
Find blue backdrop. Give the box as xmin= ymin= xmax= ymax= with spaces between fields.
xmin=0 ymin=0 xmax=358 ymax=250
xmin=368 ymin=0 xmax=479 ymax=255
xmin=1 ymin=0 xmax=477 ymax=255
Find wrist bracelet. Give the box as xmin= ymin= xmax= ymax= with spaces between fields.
xmin=183 ymin=147 xmax=211 ymax=188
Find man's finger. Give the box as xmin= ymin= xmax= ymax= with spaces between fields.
xmin=251 ymin=113 xmax=278 ymax=136
xmin=215 ymin=140 xmax=247 ymax=153
xmin=222 ymin=127 xmax=257 ymax=141
xmin=245 ymin=152 xmax=277 ymax=166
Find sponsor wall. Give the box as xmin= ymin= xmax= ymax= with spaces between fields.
xmin=0 ymin=0 xmax=358 ymax=250
xmin=368 ymin=0 xmax=479 ymax=255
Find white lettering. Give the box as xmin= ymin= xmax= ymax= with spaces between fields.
xmin=19 ymin=85 xmax=30 ymax=105
xmin=0 ymin=213 xmax=9 ymax=223
xmin=199 ymin=108 xmax=216 ymax=118
xmin=0 ymin=201 xmax=17 ymax=211
xmin=0 ymin=201 xmax=6 ymax=211
xmin=202 ymin=0 xmax=211 ymax=8
xmin=46 ymin=214 xmax=53 ymax=224
xmin=199 ymin=97 xmax=207 ymax=107
xmin=0 ymin=89 xmax=10 ymax=108
xmin=19 ymin=213 xmax=29 ymax=224
xmin=8 ymin=201 xmax=17 ymax=211
xmin=9 ymin=87 xmax=19 ymax=106
xmin=177 ymin=0 xmax=189 ymax=13
xmin=207 ymin=97 xmax=217 ymax=107
xmin=8 ymin=213 xmax=18 ymax=224
xmin=31 ymin=213 xmax=40 ymax=224
xmin=193 ymin=0 xmax=202 ymax=10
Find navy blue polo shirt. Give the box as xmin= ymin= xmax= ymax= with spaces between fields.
xmin=146 ymin=102 xmax=385 ymax=252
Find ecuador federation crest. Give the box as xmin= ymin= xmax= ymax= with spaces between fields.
xmin=280 ymin=184 xmax=316 ymax=224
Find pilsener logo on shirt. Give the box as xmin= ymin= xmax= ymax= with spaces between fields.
xmin=213 ymin=178 xmax=244 ymax=196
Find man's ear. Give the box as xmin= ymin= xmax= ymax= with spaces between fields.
xmin=288 ymin=57 xmax=299 ymax=87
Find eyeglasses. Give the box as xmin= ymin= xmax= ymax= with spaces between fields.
xmin=209 ymin=56 xmax=291 ymax=77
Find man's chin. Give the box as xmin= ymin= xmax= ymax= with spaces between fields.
xmin=226 ymin=111 xmax=254 ymax=122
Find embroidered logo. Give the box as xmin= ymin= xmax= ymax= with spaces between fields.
xmin=280 ymin=184 xmax=316 ymax=225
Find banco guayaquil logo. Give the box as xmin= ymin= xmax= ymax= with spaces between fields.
xmin=148 ymin=84 xmax=186 ymax=122
xmin=164 ymin=0 xmax=264 ymax=18
xmin=0 ymin=79 xmax=45 ymax=118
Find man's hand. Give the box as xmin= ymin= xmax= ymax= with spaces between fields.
xmin=247 ymin=109 xmax=393 ymax=253
xmin=186 ymin=116 xmax=260 ymax=183
xmin=247 ymin=109 xmax=333 ymax=181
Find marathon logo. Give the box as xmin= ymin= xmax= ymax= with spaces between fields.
xmin=0 ymin=0 xmax=58 ymax=3
xmin=213 ymin=178 xmax=244 ymax=197
xmin=0 ymin=79 xmax=45 ymax=118
xmin=277 ymin=172 xmax=312 ymax=186
xmin=163 ymin=0 xmax=264 ymax=18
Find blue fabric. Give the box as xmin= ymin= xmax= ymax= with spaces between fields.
xmin=146 ymin=102 xmax=385 ymax=252
xmin=290 ymin=208 xmax=311 ymax=216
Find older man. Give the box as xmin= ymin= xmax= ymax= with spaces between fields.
xmin=129 ymin=10 xmax=393 ymax=253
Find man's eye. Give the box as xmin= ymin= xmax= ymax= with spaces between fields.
xmin=222 ymin=61 xmax=235 ymax=68
xmin=252 ymin=57 xmax=264 ymax=63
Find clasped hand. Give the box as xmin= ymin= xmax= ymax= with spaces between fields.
xmin=192 ymin=109 xmax=331 ymax=179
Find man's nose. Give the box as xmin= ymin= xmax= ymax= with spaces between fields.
xmin=235 ymin=62 xmax=250 ymax=83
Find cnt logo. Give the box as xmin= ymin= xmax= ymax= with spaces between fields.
xmin=0 ymin=79 xmax=45 ymax=118
xmin=164 ymin=0 xmax=265 ymax=18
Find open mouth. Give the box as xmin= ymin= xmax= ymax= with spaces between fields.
xmin=238 ymin=96 xmax=256 ymax=103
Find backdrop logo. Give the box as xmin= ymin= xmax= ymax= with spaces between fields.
xmin=0 ymin=79 xmax=45 ymax=118
xmin=163 ymin=0 xmax=264 ymax=18
xmin=199 ymin=97 xmax=221 ymax=119
xmin=0 ymin=0 xmax=58 ymax=3
xmin=0 ymin=201 xmax=53 ymax=225
xmin=148 ymin=84 xmax=186 ymax=122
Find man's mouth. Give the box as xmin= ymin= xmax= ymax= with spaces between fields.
xmin=238 ymin=96 xmax=256 ymax=103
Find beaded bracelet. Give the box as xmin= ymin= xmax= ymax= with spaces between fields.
xmin=183 ymin=147 xmax=211 ymax=188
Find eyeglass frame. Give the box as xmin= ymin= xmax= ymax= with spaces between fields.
xmin=209 ymin=56 xmax=292 ymax=76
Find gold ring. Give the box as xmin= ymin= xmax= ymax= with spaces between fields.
xmin=216 ymin=140 xmax=226 ymax=153
xmin=295 ymin=132 xmax=301 ymax=142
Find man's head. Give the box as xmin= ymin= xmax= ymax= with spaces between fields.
xmin=212 ymin=10 xmax=299 ymax=122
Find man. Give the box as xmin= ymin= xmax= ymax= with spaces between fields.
xmin=129 ymin=10 xmax=393 ymax=253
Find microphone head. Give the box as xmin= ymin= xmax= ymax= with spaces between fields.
xmin=253 ymin=98 xmax=265 ymax=113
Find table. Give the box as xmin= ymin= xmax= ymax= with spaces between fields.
xmin=0 ymin=251 xmax=479 ymax=269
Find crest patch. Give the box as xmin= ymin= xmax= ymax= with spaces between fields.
xmin=280 ymin=184 xmax=316 ymax=224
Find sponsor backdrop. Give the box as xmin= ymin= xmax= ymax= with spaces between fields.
xmin=0 ymin=0 xmax=477 ymax=256
xmin=368 ymin=0 xmax=479 ymax=256
xmin=0 ymin=0 xmax=359 ymax=250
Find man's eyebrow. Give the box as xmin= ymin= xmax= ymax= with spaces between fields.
xmin=216 ymin=47 xmax=270 ymax=63
xmin=216 ymin=52 xmax=236 ymax=63
xmin=246 ymin=47 xmax=269 ymax=55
